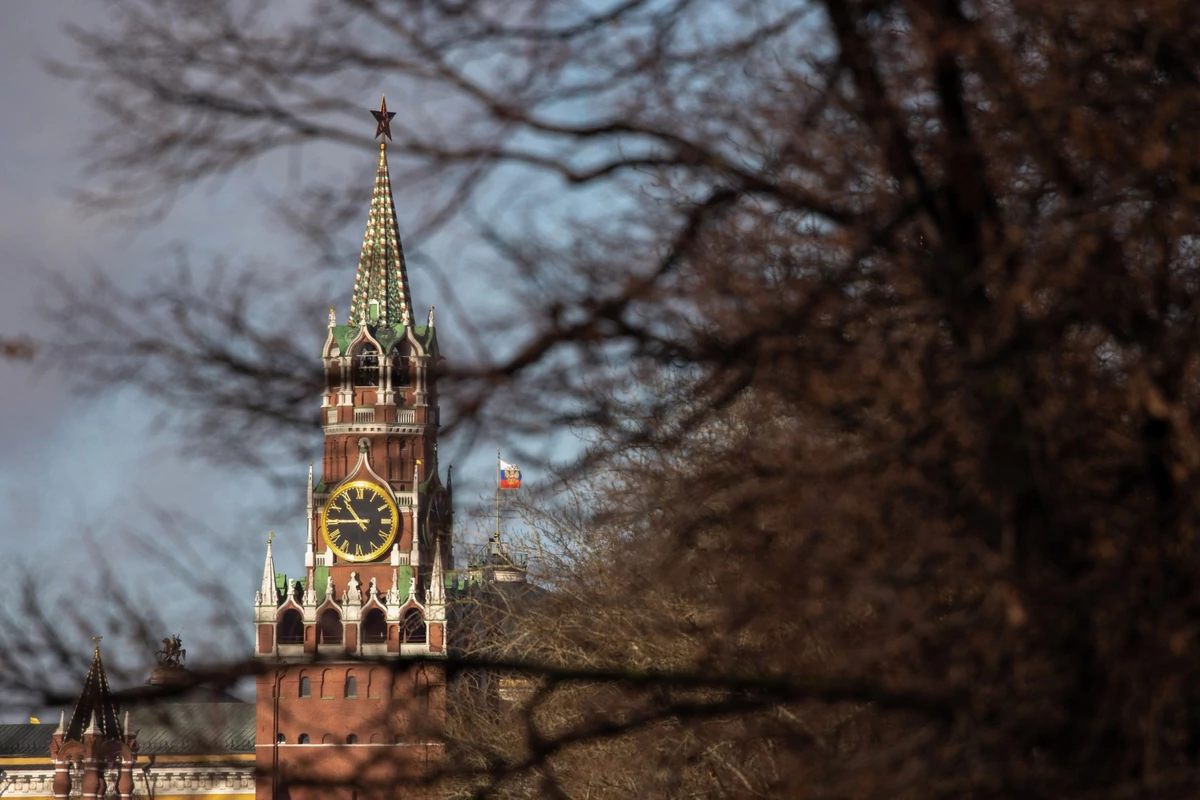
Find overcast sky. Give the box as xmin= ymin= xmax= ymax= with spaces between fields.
xmin=0 ymin=4 xmax=289 ymax=692
xmin=0 ymin=3 xmax=535 ymax=710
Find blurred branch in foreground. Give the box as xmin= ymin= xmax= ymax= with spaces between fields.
xmin=23 ymin=0 xmax=1200 ymax=798
xmin=1 ymin=337 xmax=35 ymax=360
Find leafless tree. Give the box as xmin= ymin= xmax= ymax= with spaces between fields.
xmin=35 ymin=0 xmax=1200 ymax=797
xmin=1 ymin=337 xmax=35 ymax=360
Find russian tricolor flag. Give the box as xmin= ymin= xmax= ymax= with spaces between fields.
xmin=499 ymin=460 xmax=522 ymax=490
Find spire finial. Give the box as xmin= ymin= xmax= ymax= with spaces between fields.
xmin=427 ymin=533 xmax=447 ymax=610
xmin=372 ymin=94 xmax=396 ymax=141
xmin=258 ymin=536 xmax=278 ymax=607
xmin=306 ymin=465 xmax=315 ymax=547
xmin=348 ymin=99 xmax=413 ymax=328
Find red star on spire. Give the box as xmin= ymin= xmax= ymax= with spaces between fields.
xmin=371 ymin=95 xmax=397 ymax=140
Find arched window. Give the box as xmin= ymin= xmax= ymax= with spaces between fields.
xmin=362 ymin=608 xmax=387 ymax=643
xmin=392 ymin=352 xmax=411 ymax=387
xmin=401 ymin=608 xmax=426 ymax=644
xmin=298 ymin=733 xmax=310 ymax=744
xmin=318 ymin=609 xmax=343 ymax=644
xmin=276 ymin=733 xmax=286 ymax=744
xmin=278 ymin=609 xmax=303 ymax=644
xmin=345 ymin=674 xmax=358 ymax=698
xmin=368 ymin=668 xmax=387 ymax=699
xmin=299 ymin=676 xmax=311 ymax=698
xmin=353 ymin=346 xmax=379 ymax=386
xmin=346 ymin=733 xmax=359 ymax=745
xmin=326 ymin=359 xmax=340 ymax=396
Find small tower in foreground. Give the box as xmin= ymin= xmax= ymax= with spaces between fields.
xmin=49 ymin=639 xmax=138 ymax=800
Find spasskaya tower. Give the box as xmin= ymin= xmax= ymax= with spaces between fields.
xmin=252 ymin=96 xmax=451 ymax=800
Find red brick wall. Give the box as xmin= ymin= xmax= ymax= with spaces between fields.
xmin=256 ymin=663 xmax=445 ymax=800
xmin=258 ymin=624 xmax=273 ymax=654
xmin=325 ymin=563 xmax=395 ymax=593
xmin=319 ymin=434 xmax=428 ymax=491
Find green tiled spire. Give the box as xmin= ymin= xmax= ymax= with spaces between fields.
xmin=348 ymin=139 xmax=413 ymax=327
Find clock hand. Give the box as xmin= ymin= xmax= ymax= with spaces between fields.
xmin=345 ymin=503 xmax=369 ymax=526
xmin=325 ymin=518 xmax=369 ymax=528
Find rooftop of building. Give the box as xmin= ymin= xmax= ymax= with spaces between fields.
xmin=0 ymin=701 xmax=254 ymax=759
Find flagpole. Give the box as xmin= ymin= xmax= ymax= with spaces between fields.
xmin=495 ymin=447 xmax=501 ymax=549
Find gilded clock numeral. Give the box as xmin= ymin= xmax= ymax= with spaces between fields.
xmin=355 ymin=486 xmax=365 ymax=500
xmin=355 ymin=544 xmax=364 ymax=557
xmin=377 ymin=504 xmax=389 ymax=512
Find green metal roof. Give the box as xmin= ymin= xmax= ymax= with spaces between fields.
xmin=329 ymin=323 xmax=434 ymax=356
xmin=313 ymin=565 xmax=329 ymax=600
xmin=0 ymin=703 xmax=255 ymax=758
xmin=128 ymin=703 xmax=255 ymax=754
xmin=0 ymin=724 xmax=56 ymax=756
xmin=396 ymin=565 xmax=414 ymax=603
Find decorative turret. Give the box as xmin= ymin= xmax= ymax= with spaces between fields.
xmin=426 ymin=535 xmax=447 ymax=621
xmin=50 ymin=639 xmax=138 ymax=800
xmin=409 ymin=505 xmax=422 ymax=568
xmin=255 ymin=534 xmax=277 ymax=607
xmin=303 ymin=465 xmax=318 ymax=606
xmin=387 ymin=544 xmax=404 ymax=606
xmin=64 ymin=640 xmax=121 ymax=742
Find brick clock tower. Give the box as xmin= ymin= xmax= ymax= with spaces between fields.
xmin=253 ymin=97 xmax=453 ymax=800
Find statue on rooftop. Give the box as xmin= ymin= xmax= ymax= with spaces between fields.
xmin=156 ymin=634 xmax=186 ymax=668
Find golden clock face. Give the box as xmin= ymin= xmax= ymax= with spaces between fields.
xmin=321 ymin=480 xmax=400 ymax=562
